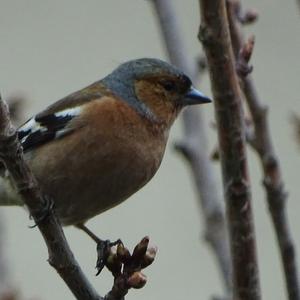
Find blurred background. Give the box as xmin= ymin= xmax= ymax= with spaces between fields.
xmin=0 ymin=0 xmax=299 ymax=299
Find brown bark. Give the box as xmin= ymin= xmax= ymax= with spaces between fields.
xmin=198 ymin=0 xmax=261 ymax=299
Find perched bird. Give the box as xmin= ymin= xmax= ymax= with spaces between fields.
xmin=0 ymin=58 xmax=211 ymax=270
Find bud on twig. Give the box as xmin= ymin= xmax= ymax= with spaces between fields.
xmin=127 ymin=271 xmax=147 ymax=289
xmin=141 ymin=244 xmax=158 ymax=268
xmin=132 ymin=236 xmax=149 ymax=260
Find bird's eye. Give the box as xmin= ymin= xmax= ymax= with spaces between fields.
xmin=162 ymin=80 xmax=176 ymax=92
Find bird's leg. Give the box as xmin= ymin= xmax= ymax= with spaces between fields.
xmin=76 ymin=223 xmax=103 ymax=243
xmin=76 ymin=223 xmax=122 ymax=275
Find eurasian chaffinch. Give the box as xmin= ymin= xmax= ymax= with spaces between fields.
xmin=0 ymin=58 xmax=211 ymax=270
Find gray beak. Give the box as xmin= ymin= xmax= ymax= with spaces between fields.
xmin=183 ymin=86 xmax=212 ymax=106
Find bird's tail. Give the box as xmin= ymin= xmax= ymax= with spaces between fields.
xmin=0 ymin=176 xmax=23 ymax=206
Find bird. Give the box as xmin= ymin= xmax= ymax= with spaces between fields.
xmin=0 ymin=58 xmax=211 ymax=271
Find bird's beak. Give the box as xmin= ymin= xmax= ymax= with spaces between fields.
xmin=183 ymin=87 xmax=212 ymax=106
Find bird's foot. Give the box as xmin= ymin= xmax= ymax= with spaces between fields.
xmin=29 ymin=196 xmax=55 ymax=228
xmin=96 ymin=239 xmax=123 ymax=275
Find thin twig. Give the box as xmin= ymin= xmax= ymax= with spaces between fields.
xmin=227 ymin=1 xmax=300 ymax=299
xmin=150 ymin=0 xmax=232 ymax=295
xmin=198 ymin=0 xmax=261 ymax=299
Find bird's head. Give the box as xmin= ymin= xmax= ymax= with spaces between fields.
xmin=102 ymin=58 xmax=211 ymax=127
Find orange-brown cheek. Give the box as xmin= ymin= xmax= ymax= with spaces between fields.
xmin=134 ymin=80 xmax=180 ymax=125
xmin=135 ymin=80 xmax=165 ymax=103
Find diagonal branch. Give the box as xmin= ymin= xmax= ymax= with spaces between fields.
xmin=150 ymin=0 xmax=232 ymax=295
xmin=198 ymin=0 xmax=261 ymax=299
xmin=227 ymin=1 xmax=300 ymax=299
xmin=0 ymin=95 xmax=102 ymax=300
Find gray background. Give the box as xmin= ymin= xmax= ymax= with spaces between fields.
xmin=0 ymin=0 xmax=299 ymax=299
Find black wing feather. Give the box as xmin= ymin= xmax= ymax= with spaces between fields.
xmin=18 ymin=111 xmax=80 ymax=152
xmin=17 ymin=81 xmax=104 ymax=153
xmin=21 ymin=130 xmax=56 ymax=152
xmin=35 ymin=114 xmax=74 ymax=131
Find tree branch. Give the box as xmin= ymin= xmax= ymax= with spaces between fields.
xmin=227 ymin=1 xmax=300 ymax=299
xmin=150 ymin=0 xmax=232 ymax=295
xmin=0 ymin=95 xmax=102 ymax=299
xmin=198 ymin=0 xmax=261 ymax=299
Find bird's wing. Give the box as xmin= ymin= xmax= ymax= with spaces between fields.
xmin=18 ymin=106 xmax=83 ymax=152
xmin=18 ymin=82 xmax=105 ymax=152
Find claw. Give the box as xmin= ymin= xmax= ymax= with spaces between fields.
xmin=96 ymin=239 xmax=122 ymax=276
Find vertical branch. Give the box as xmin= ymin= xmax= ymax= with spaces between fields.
xmin=151 ymin=0 xmax=232 ymax=295
xmin=198 ymin=0 xmax=261 ymax=299
xmin=227 ymin=2 xmax=300 ymax=299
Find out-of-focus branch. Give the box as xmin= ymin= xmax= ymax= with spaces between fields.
xmin=227 ymin=1 xmax=300 ymax=299
xmin=198 ymin=0 xmax=261 ymax=299
xmin=0 ymin=291 xmax=19 ymax=300
xmin=150 ymin=0 xmax=232 ymax=295
xmin=6 ymin=94 xmax=26 ymax=125
xmin=291 ymin=114 xmax=300 ymax=148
